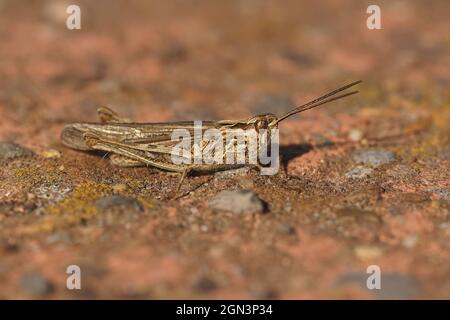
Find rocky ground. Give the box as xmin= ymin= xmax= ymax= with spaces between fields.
xmin=0 ymin=0 xmax=449 ymax=299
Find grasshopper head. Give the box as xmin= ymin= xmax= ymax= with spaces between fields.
xmin=61 ymin=123 xmax=93 ymax=150
xmin=247 ymin=114 xmax=279 ymax=131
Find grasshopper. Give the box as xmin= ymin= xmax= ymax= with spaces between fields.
xmin=61 ymin=80 xmax=361 ymax=190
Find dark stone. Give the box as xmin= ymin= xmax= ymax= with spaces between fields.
xmin=160 ymin=43 xmax=188 ymax=62
xmin=95 ymin=195 xmax=143 ymax=212
xmin=208 ymin=190 xmax=266 ymax=214
xmin=277 ymin=223 xmax=297 ymax=235
xmin=192 ymin=277 xmax=218 ymax=293
xmin=0 ymin=142 xmax=34 ymax=160
xmin=352 ymin=149 xmax=395 ymax=168
xmin=19 ymin=273 xmax=54 ymax=296
xmin=281 ymin=49 xmax=314 ymax=65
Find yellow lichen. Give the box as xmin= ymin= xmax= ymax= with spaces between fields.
xmin=47 ymin=181 xmax=112 ymax=216
xmin=394 ymin=103 xmax=450 ymax=159
xmin=41 ymin=149 xmax=62 ymax=159
xmin=13 ymin=165 xmax=64 ymax=187
xmin=25 ymin=182 xmax=114 ymax=233
xmin=136 ymin=196 xmax=155 ymax=209
xmin=124 ymin=177 xmax=146 ymax=193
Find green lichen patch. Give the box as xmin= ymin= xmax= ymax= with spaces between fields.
xmin=13 ymin=164 xmax=68 ymax=188
xmin=27 ymin=181 xmax=156 ymax=233
xmin=26 ymin=182 xmax=112 ymax=233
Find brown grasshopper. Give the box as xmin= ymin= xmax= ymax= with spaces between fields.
xmin=61 ymin=80 xmax=361 ymax=190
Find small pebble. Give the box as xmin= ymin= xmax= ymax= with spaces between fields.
xmin=402 ymin=235 xmax=419 ymax=248
xmin=215 ymin=167 xmax=251 ymax=179
xmin=33 ymin=183 xmax=72 ymax=202
xmin=95 ymin=195 xmax=143 ymax=212
xmin=430 ymin=188 xmax=450 ymax=201
xmin=208 ymin=190 xmax=266 ymax=214
xmin=192 ymin=277 xmax=217 ymax=293
xmin=277 ymin=223 xmax=297 ymax=235
xmin=345 ymin=166 xmax=373 ymax=179
xmin=348 ymin=129 xmax=363 ymax=142
xmin=251 ymin=287 xmax=278 ymax=299
xmin=46 ymin=232 xmax=71 ymax=244
xmin=27 ymin=193 xmax=36 ymax=200
xmin=386 ymin=164 xmax=413 ymax=178
xmin=19 ymin=273 xmax=54 ymax=296
xmin=439 ymin=222 xmax=450 ymax=229
xmin=190 ymin=207 xmax=199 ymax=215
xmin=351 ymin=149 xmax=395 ymax=167
xmin=41 ymin=149 xmax=61 ymax=159
xmin=160 ymin=42 xmax=188 ymax=62
xmin=354 ymin=245 xmax=384 ymax=260
xmin=0 ymin=142 xmax=34 ymax=160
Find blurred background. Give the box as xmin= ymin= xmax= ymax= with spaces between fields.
xmin=1 ymin=0 xmax=448 ymax=148
xmin=0 ymin=0 xmax=449 ymax=299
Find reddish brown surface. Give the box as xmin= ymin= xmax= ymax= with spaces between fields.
xmin=0 ymin=0 xmax=449 ymax=299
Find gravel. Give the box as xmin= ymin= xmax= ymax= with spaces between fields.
xmin=33 ymin=182 xmax=72 ymax=202
xmin=95 ymin=195 xmax=143 ymax=212
xmin=208 ymin=190 xmax=266 ymax=214
xmin=351 ymin=149 xmax=395 ymax=167
xmin=214 ymin=167 xmax=251 ymax=179
xmin=386 ymin=164 xmax=414 ymax=178
xmin=430 ymin=188 xmax=450 ymax=201
xmin=0 ymin=142 xmax=34 ymax=160
xmin=345 ymin=166 xmax=373 ymax=179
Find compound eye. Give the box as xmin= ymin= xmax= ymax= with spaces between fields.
xmin=259 ymin=120 xmax=267 ymax=129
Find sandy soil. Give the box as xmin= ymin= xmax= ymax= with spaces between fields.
xmin=0 ymin=0 xmax=449 ymax=299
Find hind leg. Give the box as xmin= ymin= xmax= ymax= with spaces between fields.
xmin=109 ymin=154 xmax=145 ymax=167
xmin=97 ymin=106 xmax=132 ymax=123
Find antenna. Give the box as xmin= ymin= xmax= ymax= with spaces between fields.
xmin=276 ymin=80 xmax=362 ymax=124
